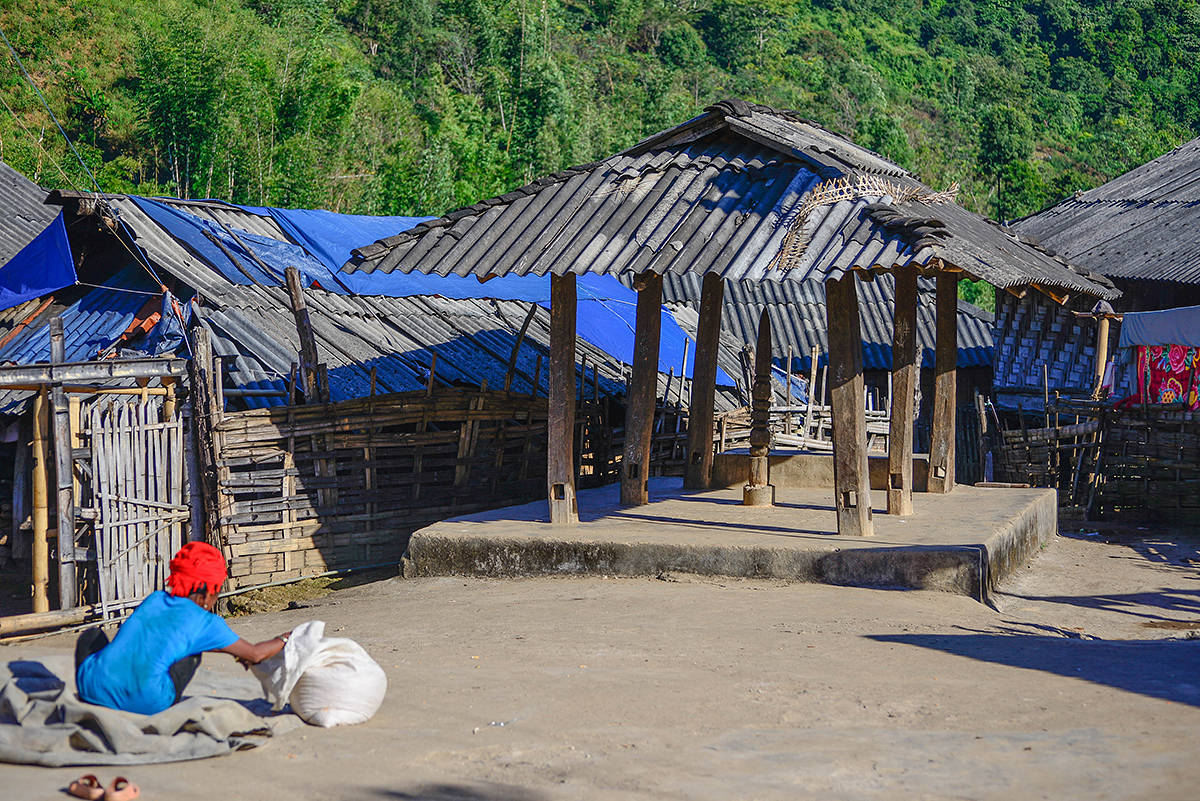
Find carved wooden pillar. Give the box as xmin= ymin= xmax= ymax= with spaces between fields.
xmin=743 ymin=310 xmax=775 ymax=506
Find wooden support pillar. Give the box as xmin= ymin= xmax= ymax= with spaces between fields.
xmin=621 ymin=271 xmax=663 ymax=507
xmin=49 ymin=317 xmax=76 ymax=609
xmin=887 ymin=266 xmax=918 ymax=515
xmin=547 ymin=273 xmax=579 ymax=524
xmin=1093 ymin=315 xmax=1111 ymax=397
xmin=743 ymin=310 xmax=775 ymax=506
xmin=684 ymin=273 xmax=724 ymax=490
xmin=825 ymin=274 xmax=873 ymax=537
xmin=929 ymin=272 xmax=958 ymax=494
xmin=30 ymin=388 xmax=50 ymax=613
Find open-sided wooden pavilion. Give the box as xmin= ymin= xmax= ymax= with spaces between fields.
xmin=344 ymin=99 xmax=1117 ymax=537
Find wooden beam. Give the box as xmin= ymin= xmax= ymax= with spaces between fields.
xmin=547 ymin=273 xmax=579 ymax=524
xmin=621 ymin=271 xmax=663 ymax=507
xmin=285 ymin=266 xmax=329 ymax=404
xmin=928 ymin=273 xmax=958 ymax=493
xmin=30 ymin=388 xmax=50 ymax=614
xmin=743 ymin=309 xmax=775 ymax=506
xmin=825 ymin=274 xmax=873 ymax=537
xmin=49 ymin=318 xmax=77 ymax=609
xmin=684 ymin=273 xmax=724 ymax=490
xmin=887 ymin=266 xmax=918 ymax=515
xmin=0 ymin=604 xmax=100 ymax=637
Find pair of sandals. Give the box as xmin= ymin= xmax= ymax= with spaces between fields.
xmin=67 ymin=775 xmax=139 ymax=800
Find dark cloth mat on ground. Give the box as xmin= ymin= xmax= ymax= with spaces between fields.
xmin=0 ymin=654 xmax=297 ymax=767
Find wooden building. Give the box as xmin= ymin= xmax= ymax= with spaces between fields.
xmin=1004 ymin=135 xmax=1200 ymax=409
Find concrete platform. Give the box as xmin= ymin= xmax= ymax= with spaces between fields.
xmin=404 ymin=478 xmax=1057 ymax=601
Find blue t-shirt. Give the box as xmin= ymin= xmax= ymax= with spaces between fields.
xmin=76 ymin=591 xmax=239 ymax=715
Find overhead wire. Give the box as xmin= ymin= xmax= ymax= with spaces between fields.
xmin=0 ymin=23 xmax=193 ymax=356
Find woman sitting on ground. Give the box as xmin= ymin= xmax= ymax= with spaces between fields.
xmin=75 ymin=541 xmax=290 ymax=715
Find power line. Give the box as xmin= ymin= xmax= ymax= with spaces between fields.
xmin=0 ymin=24 xmax=192 ymax=355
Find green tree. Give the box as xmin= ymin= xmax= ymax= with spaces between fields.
xmin=977 ymin=104 xmax=1033 ymax=221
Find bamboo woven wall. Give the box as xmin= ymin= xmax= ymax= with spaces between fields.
xmin=993 ymin=404 xmax=1199 ymax=522
xmin=1094 ymin=409 xmax=1200 ymax=523
xmin=210 ymin=389 xmax=550 ymax=589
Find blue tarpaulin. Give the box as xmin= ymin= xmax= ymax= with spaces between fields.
xmin=0 ymin=266 xmax=158 ymax=364
xmin=1119 ymin=305 xmax=1200 ymax=349
xmin=143 ymin=200 xmax=730 ymax=384
xmin=258 ymin=206 xmax=731 ymax=383
xmin=0 ymin=212 xmax=76 ymax=312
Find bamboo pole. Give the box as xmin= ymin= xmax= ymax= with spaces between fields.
xmin=31 ymin=389 xmax=50 ymax=613
xmin=50 ymin=317 xmax=77 ymax=609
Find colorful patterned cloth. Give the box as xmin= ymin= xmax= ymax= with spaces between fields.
xmin=1137 ymin=345 xmax=1200 ymax=409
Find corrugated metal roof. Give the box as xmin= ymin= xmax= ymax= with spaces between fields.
xmin=0 ymin=267 xmax=160 ymax=413
xmin=1013 ymin=137 xmax=1200 ymax=285
xmin=0 ymin=162 xmax=58 ymax=265
xmin=648 ymin=273 xmax=993 ymax=371
xmin=346 ymin=100 xmax=1117 ymax=300
xmin=196 ymin=284 xmax=747 ymax=411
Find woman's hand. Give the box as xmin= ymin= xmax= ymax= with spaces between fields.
xmin=219 ymin=634 xmax=290 ymax=666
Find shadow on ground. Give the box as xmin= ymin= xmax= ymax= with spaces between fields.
xmin=869 ymin=632 xmax=1200 ymax=707
xmin=999 ymin=586 xmax=1200 ymax=626
xmin=371 ymin=783 xmax=547 ymax=800
xmin=1059 ymin=524 xmax=1200 ymax=578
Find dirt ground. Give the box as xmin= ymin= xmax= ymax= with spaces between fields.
xmin=3 ymin=524 xmax=1200 ymax=800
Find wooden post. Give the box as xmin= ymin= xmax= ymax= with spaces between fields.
xmin=1094 ymin=315 xmax=1111 ymax=397
xmin=161 ymin=376 xmax=178 ymax=421
xmin=825 ymin=274 xmax=873 ymax=537
xmin=49 ymin=317 xmax=77 ymax=609
xmin=11 ymin=415 xmax=30 ymax=561
xmin=30 ymin=388 xmax=50 ymax=613
xmin=548 ymin=273 xmax=579 ymax=524
xmin=684 ymin=273 xmax=724 ymax=490
xmin=621 ymin=272 xmax=663 ymax=507
xmin=190 ymin=327 xmax=232 ymax=553
xmin=887 ymin=266 xmax=918 ymax=515
xmin=929 ymin=272 xmax=958 ymax=494
xmin=744 ymin=310 xmax=775 ymax=506
xmin=285 ymin=266 xmax=328 ymax=404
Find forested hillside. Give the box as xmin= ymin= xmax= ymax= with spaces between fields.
xmin=2 ymin=0 xmax=1198 ymax=223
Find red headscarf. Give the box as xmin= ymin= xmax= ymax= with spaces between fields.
xmin=166 ymin=542 xmax=228 ymax=597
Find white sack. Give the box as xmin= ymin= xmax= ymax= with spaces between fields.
xmin=251 ymin=620 xmax=387 ymax=727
